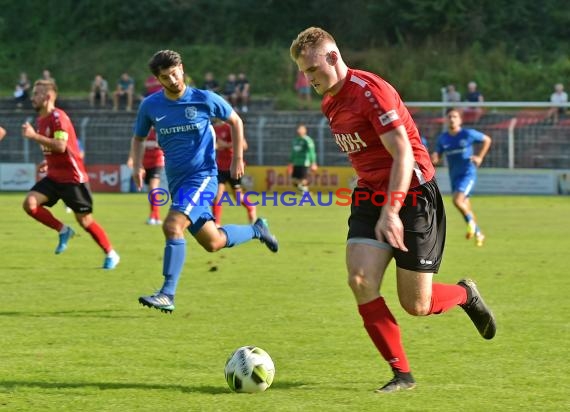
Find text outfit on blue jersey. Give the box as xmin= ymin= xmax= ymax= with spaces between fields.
xmin=432 ymin=108 xmax=492 ymax=246
xmin=131 ymin=50 xmax=278 ymax=313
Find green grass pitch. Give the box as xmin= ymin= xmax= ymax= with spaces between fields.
xmin=0 ymin=192 xmax=568 ymax=411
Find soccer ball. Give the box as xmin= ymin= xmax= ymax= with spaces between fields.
xmin=224 ymin=346 xmax=275 ymax=393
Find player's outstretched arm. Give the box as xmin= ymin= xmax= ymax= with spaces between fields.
xmin=0 ymin=126 xmax=6 ymax=141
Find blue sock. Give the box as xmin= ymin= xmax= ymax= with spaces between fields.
xmin=464 ymin=213 xmax=473 ymax=223
xmin=220 ymin=224 xmax=255 ymax=248
xmin=160 ymin=238 xmax=187 ymax=297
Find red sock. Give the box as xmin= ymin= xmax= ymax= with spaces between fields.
xmin=213 ymin=203 xmax=222 ymax=225
xmin=28 ymin=206 xmax=63 ymax=231
xmin=428 ymin=283 xmax=468 ymax=314
xmin=85 ymin=221 xmax=112 ymax=253
xmin=242 ymin=202 xmax=256 ymax=223
xmin=151 ymin=204 xmax=161 ymax=220
xmin=358 ymin=297 xmax=410 ymax=373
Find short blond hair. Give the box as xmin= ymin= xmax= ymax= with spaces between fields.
xmin=34 ymin=79 xmax=58 ymax=95
xmin=290 ymin=27 xmax=336 ymax=61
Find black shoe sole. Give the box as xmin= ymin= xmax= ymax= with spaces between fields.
xmin=138 ymin=297 xmax=174 ymax=314
xmin=375 ymin=381 xmax=416 ymax=393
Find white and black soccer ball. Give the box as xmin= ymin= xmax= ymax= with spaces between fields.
xmin=224 ymin=346 xmax=275 ymax=393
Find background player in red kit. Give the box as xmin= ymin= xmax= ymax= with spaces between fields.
xmin=290 ymin=27 xmax=496 ymax=393
xmin=212 ymin=118 xmax=256 ymax=225
xmin=21 ymin=80 xmax=120 ymax=269
xmin=127 ymin=127 xmax=165 ymax=225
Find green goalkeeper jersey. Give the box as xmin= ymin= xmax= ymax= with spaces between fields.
xmin=290 ymin=135 xmax=316 ymax=167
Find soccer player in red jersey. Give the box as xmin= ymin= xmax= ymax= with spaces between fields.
xmin=20 ymin=80 xmax=120 ymax=269
xmin=212 ymin=118 xmax=256 ymax=225
xmin=290 ymin=27 xmax=496 ymax=393
xmin=127 ymin=127 xmax=165 ymax=225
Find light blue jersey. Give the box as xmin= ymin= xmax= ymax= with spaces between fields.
xmin=134 ymin=87 xmax=233 ymax=194
xmin=436 ymin=128 xmax=485 ymax=194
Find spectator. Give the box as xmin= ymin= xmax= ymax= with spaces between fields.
xmin=40 ymin=69 xmax=56 ymax=83
xmin=443 ymin=84 xmax=461 ymax=104
xmin=464 ymin=81 xmax=484 ymax=120
xmin=202 ymin=71 xmax=220 ymax=93
xmin=236 ymin=72 xmax=250 ymax=113
xmin=89 ymin=74 xmax=108 ymax=108
xmin=548 ymin=83 xmax=568 ymax=124
xmin=14 ymin=72 xmax=31 ymax=109
xmin=143 ymin=74 xmax=162 ymax=97
xmin=466 ymin=81 xmax=484 ymax=103
xmin=112 ymin=72 xmax=135 ymax=112
xmin=223 ymin=73 xmax=238 ymax=108
xmin=295 ymin=70 xmax=312 ymax=110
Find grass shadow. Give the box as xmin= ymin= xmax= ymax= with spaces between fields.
xmin=0 ymin=379 xmax=308 ymax=394
xmin=0 ymin=309 xmax=144 ymax=319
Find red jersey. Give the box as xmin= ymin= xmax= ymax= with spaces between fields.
xmin=322 ymin=68 xmax=434 ymax=192
xmin=143 ymin=128 xmax=165 ymax=169
xmin=37 ymin=108 xmax=88 ymax=184
xmin=214 ymin=122 xmax=233 ymax=171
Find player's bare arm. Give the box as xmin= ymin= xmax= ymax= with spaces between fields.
xmin=376 ymin=125 xmax=414 ymax=251
xmin=130 ymin=136 xmax=146 ymax=190
xmin=471 ymin=134 xmax=492 ymax=167
xmin=226 ymin=111 xmax=245 ymax=179
xmin=21 ymin=122 xmax=67 ymax=153
xmin=0 ymin=126 xmax=6 ymax=141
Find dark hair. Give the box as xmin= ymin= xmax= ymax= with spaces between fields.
xmin=446 ymin=107 xmax=461 ymax=116
xmin=148 ymin=50 xmax=182 ymax=76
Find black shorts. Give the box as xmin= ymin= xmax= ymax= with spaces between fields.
xmin=292 ymin=165 xmax=309 ymax=180
xmin=144 ymin=166 xmax=164 ymax=185
xmin=31 ymin=177 xmax=94 ymax=214
xmin=217 ymin=170 xmax=241 ymax=189
xmin=347 ymin=179 xmax=446 ymax=273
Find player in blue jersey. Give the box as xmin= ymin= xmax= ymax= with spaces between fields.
xmin=431 ymin=108 xmax=492 ymax=246
xmin=130 ymin=50 xmax=278 ymax=313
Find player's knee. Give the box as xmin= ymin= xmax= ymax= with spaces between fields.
xmin=201 ymin=237 xmax=225 ymax=252
xmin=22 ymin=197 xmax=36 ymax=214
xmin=347 ymin=270 xmax=371 ymax=294
xmin=452 ymin=197 xmax=463 ymax=208
xmin=75 ymin=214 xmax=93 ymax=229
xmin=400 ymin=298 xmax=431 ymax=316
xmin=162 ymin=221 xmax=183 ymax=238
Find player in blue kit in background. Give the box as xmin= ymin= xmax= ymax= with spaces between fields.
xmin=431 ymin=108 xmax=492 ymax=246
xmin=130 ymin=50 xmax=278 ymax=313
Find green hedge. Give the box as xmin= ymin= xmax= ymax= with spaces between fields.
xmin=1 ymin=41 xmax=568 ymax=109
